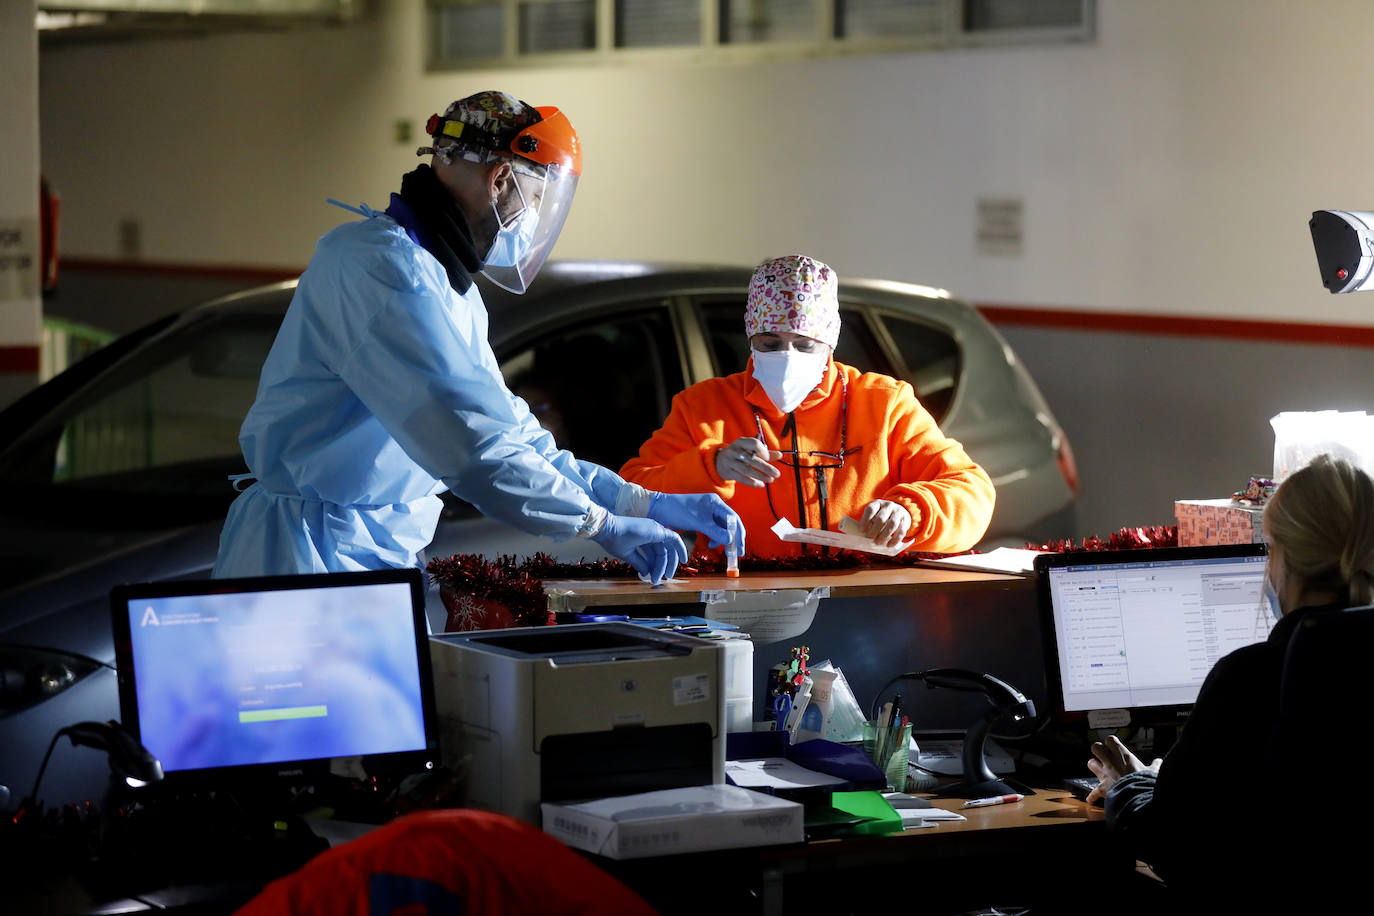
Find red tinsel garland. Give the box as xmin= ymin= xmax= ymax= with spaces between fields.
xmin=425 ymin=524 xmax=1179 ymax=628
xmin=1025 ymin=524 xmax=1178 ymax=553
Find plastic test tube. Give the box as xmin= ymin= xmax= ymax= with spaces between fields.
xmin=726 ymin=540 xmax=739 ymax=577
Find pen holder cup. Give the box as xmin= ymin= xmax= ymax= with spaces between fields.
xmin=862 ymin=721 xmax=912 ymax=792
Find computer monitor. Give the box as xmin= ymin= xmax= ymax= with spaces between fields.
xmin=111 ymin=569 xmax=440 ymax=787
xmin=1035 ymin=544 xmax=1271 ymax=728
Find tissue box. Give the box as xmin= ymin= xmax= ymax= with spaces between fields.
xmin=1175 ymin=499 xmax=1265 ymax=547
xmin=541 ymin=784 xmax=803 ymax=859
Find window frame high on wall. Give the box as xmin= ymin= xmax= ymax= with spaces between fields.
xmin=425 ymin=0 xmax=1095 ymax=71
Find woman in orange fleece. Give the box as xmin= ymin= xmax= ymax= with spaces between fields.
xmin=620 ymin=255 xmax=995 ymax=559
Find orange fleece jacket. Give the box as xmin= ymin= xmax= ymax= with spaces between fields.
xmin=620 ymin=359 xmax=995 ymax=558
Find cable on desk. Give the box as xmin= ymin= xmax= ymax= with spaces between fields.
xmin=870 ymin=671 xmax=1055 ymax=742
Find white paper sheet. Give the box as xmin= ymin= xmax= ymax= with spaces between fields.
xmin=698 ymin=587 xmax=826 ymax=644
xmin=899 ymin=810 xmax=934 ymax=829
xmin=725 ymin=757 xmax=849 ymax=791
xmin=882 ymin=791 xmax=935 ymax=809
xmin=905 ymin=806 xmax=966 ymax=822
xmin=770 ymin=517 xmax=914 ymax=557
xmin=879 ymin=791 xmax=964 ymax=824
xmin=917 ymin=547 xmax=1046 ymax=575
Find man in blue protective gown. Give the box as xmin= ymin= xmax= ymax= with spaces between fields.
xmin=214 ymin=91 xmax=742 ymax=583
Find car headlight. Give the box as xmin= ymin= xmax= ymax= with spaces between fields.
xmin=0 ymin=645 xmax=104 ymax=717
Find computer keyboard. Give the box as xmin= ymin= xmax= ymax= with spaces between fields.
xmin=1060 ymin=776 xmax=1102 ymax=803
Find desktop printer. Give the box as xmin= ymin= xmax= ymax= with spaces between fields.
xmin=429 ymin=622 xmax=726 ymax=824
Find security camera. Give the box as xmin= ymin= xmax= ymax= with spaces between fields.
xmin=1309 ymin=210 xmax=1374 ymax=292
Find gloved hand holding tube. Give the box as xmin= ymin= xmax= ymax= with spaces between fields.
xmin=646 ymin=492 xmax=747 ymax=556
xmin=592 ymin=514 xmax=688 ymax=585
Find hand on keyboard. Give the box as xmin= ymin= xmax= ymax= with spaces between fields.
xmin=1061 ymin=776 xmax=1103 ymax=805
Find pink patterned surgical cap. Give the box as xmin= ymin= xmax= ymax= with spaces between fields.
xmin=744 ymin=254 xmax=841 ymax=348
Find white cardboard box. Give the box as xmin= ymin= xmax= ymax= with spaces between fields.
xmin=541 ymin=784 xmax=803 ymax=859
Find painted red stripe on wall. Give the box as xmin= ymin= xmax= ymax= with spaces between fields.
xmin=56 ymin=258 xmax=1374 ymax=348
xmin=976 ymin=303 xmax=1374 ymax=348
xmin=63 ymin=257 xmax=300 ymax=285
xmin=0 ymin=346 xmax=40 ymax=373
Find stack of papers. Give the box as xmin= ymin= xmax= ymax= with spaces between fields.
xmin=883 ymin=792 xmax=966 ymax=829
xmin=541 ymin=785 xmax=803 ymax=859
xmin=725 ymin=757 xmax=849 ymax=792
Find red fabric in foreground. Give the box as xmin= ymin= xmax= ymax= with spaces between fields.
xmin=235 ymin=809 xmax=657 ymax=916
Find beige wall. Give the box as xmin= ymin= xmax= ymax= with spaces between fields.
xmin=3 ymin=0 xmax=40 ymax=406
xmin=37 ymin=1 xmax=1374 ymax=327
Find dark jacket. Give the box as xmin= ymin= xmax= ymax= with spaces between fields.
xmin=1104 ymin=604 xmax=1358 ymax=911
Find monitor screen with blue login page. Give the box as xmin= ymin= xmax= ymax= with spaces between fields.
xmin=112 ymin=569 xmax=438 ymax=780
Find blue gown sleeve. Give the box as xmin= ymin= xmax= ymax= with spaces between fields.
xmin=334 ymin=255 xmax=621 ymax=540
xmin=500 ymin=380 xmax=637 ymax=512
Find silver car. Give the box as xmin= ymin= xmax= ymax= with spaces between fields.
xmin=0 ymin=261 xmax=1076 ymax=806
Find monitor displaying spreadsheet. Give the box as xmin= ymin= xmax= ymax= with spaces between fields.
xmin=1036 ymin=544 xmax=1271 ymax=716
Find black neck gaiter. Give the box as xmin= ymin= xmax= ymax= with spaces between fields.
xmin=396 ymin=164 xmax=484 ymax=295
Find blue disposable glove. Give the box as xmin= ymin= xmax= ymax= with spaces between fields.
xmin=592 ymin=513 xmax=688 ymax=585
xmin=647 ymin=492 xmax=747 ymax=554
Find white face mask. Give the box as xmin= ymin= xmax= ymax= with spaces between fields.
xmin=1264 ymin=575 xmax=1283 ymax=621
xmin=751 ymin=348 xmax=828 ymax=414
xmin=484 ymin=181 xmax=538 ymax=269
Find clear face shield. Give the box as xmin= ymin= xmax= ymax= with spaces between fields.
xmin=480 ymin=161 xmax=578 ymax=295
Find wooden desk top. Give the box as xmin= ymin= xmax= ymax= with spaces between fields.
xmin=793 ymin=788 xmax=1102 ymax=848
xmin=917 ymin=788 xmax=1104 ymax=834
xmin=595 ymin=786 xmax=1119 ymax=915
xmin=766 ymin=787 xmax=1107 ymax=865
xmin=544 ymin=565 xmax=1032 ymax=609
xmin=739 ymin=787 xmax=1122 ymax=914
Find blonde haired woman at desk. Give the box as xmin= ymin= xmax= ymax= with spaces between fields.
xmin=1085 ymin=454 xmax=1374 ymax=910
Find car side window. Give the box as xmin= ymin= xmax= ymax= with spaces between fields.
xmin=698 ymin=299 xmax=887 ymax=377
xmin=2 ymin=316 xmax=276 ymax=492
xmin=498 ymin=307 xmax=684 ymax=472
xmin=877 ymin=312 xmax=961 ymax=424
